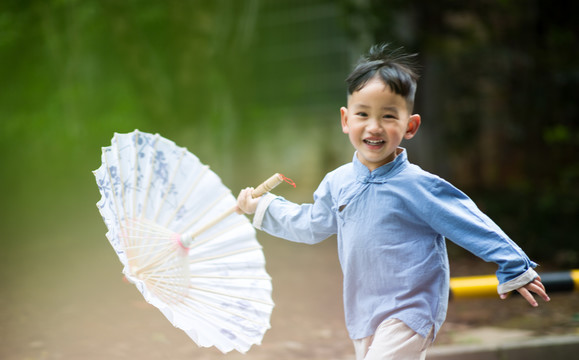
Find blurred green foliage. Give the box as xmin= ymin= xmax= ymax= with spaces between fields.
xmin=0 ymin=0 xmax=351 ymax=248
xmin=0 ymin=0 xmax=577 ymax=266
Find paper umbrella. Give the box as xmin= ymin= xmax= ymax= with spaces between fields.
xmin=94 ymin=130 xmax=288 ymax=353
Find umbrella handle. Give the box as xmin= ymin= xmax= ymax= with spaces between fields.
xmin=182 ymin=173 xmax=291 ymax=246
xmin=252 ymin=173 xmax=285 ymax=198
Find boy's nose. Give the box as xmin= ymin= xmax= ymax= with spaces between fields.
xmin=367 ymin=118 xmax=384 ymax=133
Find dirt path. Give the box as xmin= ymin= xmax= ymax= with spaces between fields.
xmin=1 ymin=229 xmax=577 ymax=360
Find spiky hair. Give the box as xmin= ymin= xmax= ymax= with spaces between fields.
xmin=346 ymin=44 xmax=420 ymax=111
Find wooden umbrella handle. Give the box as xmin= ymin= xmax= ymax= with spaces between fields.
xmin=252 ymin=173 xmax=285 ymax=198
xmin=182 ymin=173 xmax=290 ymax=246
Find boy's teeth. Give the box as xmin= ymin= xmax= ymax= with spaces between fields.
xmin=365 ymin=139 xmax=384 ymax=145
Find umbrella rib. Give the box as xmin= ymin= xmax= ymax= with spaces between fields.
xmin=149 ymin=282 xmax=188 ymax=305
xmin=135 ymin=255 xmax=185 ymax=276
xmin=129 ymin=244 xmax=260 ymax=278
xmin=127 ymin=246 xmax=180 ymax=275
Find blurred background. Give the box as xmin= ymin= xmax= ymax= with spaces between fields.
xmin=1 ymin=0 xmax=577 ymax=359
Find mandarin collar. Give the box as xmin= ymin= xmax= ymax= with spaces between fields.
xmin=353 ymin=148 xmax=408 ymax=183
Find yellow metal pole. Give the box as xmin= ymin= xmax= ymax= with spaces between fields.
xmin=450 ymin=270 xmax=579 ymax=299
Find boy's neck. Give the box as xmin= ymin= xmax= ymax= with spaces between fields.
xmin=358 ymin=148 xmax=404 ymax=172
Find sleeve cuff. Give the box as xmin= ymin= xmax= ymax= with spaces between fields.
xmin=497 ymin=268 xmax=539 ymax=294
xmin=253 ymin=193 xmax=277 ymax=230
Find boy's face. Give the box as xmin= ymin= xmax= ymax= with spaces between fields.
xmin=341 ymin=78 xmax=420 ymax=171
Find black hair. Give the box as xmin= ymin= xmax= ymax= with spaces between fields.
xmin=345 ymin=44 xmax=420 ymax=111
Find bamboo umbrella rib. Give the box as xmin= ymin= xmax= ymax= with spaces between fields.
xmin=140 ymin=271 xmax=187 ymax=287
xmin=128 ymin=247 xmax=177 ymax=274
xmin=126 ymin=245 xmax=174 ymax=264
xmin=150 ymin=281 xmax=188 ymax=305
xmin=145 ymin=271 xmax=189 ymax=281
xmin=136 ymin=254 xmax=186 ymax=275
xmin=142 ymin=271 xmax=185 ymax=282
xmin=139 ymin=267 xmax=186 ymax=284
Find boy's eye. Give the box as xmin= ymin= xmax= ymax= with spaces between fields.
xmin=356 ymin=112 xmax=368 ymax=117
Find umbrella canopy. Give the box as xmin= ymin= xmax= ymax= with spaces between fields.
xmin=94 ymin=130 xmax=274 ymax=353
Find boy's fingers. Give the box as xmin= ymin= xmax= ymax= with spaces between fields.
xmin=500 ymin=278 xmax=550 ymax=306
xmin=527 ymin=280 xmax=550 ymax=302
xmin=517 ymin=287 xmax=538 ymax=307
xmin=516 ymin=279 xmax=551 ymax=307
xmin=531 ymin=276 xmax=546 ymax=292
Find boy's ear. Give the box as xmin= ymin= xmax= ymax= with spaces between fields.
xmin=404 ymin=114 xmax=421 ymax=139
xmin=340 ymin=107 xmax=350 ymax=134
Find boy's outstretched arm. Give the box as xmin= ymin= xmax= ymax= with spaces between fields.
xmin=500 ymin=276 xmax=550 ymax=307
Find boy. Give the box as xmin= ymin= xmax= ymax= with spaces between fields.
xmin=237 ymin=44 xmax=549 ymax=360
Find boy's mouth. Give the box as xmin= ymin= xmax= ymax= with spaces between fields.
xmin=364 ymin=139 xmax=385 ymax=146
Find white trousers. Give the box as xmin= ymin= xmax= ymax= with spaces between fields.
xmin=352 ymin=319 xmax=433 ymax=360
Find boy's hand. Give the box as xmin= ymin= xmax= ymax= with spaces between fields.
xmin=500 ymin=276 xmax=550 ymax=307
xmin=236 ymin=187 xmax=260 ymax=215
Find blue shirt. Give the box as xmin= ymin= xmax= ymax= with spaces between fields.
xmin=253 ymin=148 xmax=538 ymax=340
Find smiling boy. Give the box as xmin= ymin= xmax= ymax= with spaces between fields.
xmin=237 ymin=44 xmax=549 ymax=360
xmin=341 ymin=75 xmax=420 ymax=170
